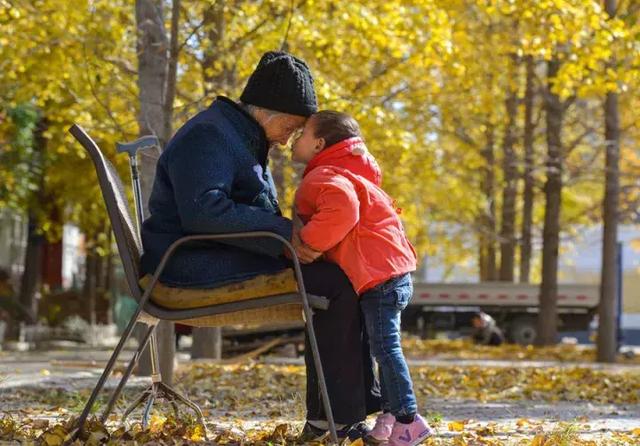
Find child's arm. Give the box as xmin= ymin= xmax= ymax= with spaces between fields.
xmin=287 ymin=205 xmax=323 ymax=264
xmin=299 ymin=175 xmax=360 ymax=252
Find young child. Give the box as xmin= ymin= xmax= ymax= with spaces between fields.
xmin=291 ymin=111 xmax=434 ymax=446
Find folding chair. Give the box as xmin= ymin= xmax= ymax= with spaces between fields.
xmin=67 ymin=124 xmax=338 ymax=443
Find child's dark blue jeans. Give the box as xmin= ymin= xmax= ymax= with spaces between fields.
xmin=360 ymin=273 xmax=417 ymax=417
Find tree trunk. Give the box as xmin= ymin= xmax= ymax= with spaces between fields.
xmin=161 ymin=0 xmax=180 ymax=144
xmin=105 ymin=241 xmax=115 ymax=325
xmin=597 ymin=0 xmax=620 ymax=363
xmin=95 ymin=250 xmax=106 ymax=293
xmin=136 ymin=0 xmax=166 ymax=219
xmin=18 ymin=116 xmax=48 ymax=323
xmin=201 ymin=1 xmax=229 ymax=96
xmin=537 ymin=58 xmax=563 ymax=346
xmin=478 ymin=235 xmax=486 ymax=281
xmin=136 ymin=0 xmax=168 ymax=145
xmin=520 ymin=56 xmax=536 ymax=283
xmin=479 ymin=125 xmax=497 ymax=281
xmin=191 ymin=327 xmax=222 ymax=359
xmin=18 ymin=215 xmax=43 ymax=322
xmin=498 ymin=62 xmax=520 ymax=282
xmin=83 ymin=243 xmax=98 ymax=327
xmin=135 ymin=0 xmax=177 ymax=384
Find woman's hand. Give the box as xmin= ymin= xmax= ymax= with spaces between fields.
xmin=291 ymin=231 xmax=323 ymax=264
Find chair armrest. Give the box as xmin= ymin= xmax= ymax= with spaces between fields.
xmin=154 ymin=232 xmax=297 ymax=280
xmin=142 ymin=231 xmax=325 ymax=312
xmin=163 ymin=231 xmax=294 ymax=260
xmin=308 ymin=294 xmax=330 ymax=310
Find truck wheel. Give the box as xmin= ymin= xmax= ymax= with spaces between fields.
xmin=510 ymin=317 xmax=537 ymax=345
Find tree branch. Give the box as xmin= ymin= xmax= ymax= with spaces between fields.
xmin=564 ymin=125 xmax=597 ymax=157
xmin=177 ymin=2 xmax=217 ymax=53
xmin=102 ymin=55 xmax=137 ymax=76
xmin=280 ymin=0 xmax=296 ymax=50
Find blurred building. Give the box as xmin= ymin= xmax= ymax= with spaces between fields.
xmin=0 ymin=210 xmax=84 ymax=292
xmin=0 ymin=210 xmax=28 ymax=281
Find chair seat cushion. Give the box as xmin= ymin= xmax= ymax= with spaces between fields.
xmin=177 ymin=304 xmax=303 ymax=328
xmin=139 ymin=269 xmax=303 ymax=327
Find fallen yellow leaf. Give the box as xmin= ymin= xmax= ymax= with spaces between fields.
xmin=189 ymin=424 xmax=205 ymax=442
xmin=41 ymin=433 xmax=63 ymax=446
xmin=41 ymin=425 xmax=68 ymax=446
xmin=448 ymin=420 xmax=466 ymax=432
xmin=148 ymin=414 xmax=166 ymax=433
xmin=531 ymin=434 xmax=548 ymax=446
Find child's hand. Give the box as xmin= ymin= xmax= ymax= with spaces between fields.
xmin=296 ymin=244 xmax=323 ymax=264
xmin=292 ymin=232 xmax=323 ymax=264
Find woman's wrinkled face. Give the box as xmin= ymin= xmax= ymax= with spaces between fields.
xmin=261 ymin=113 xmax=307 ymax=147
xmin=291 ymin=117 xmax=325 ymax=163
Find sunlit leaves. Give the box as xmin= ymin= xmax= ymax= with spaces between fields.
xmin=1 ymin=0 xmax=638 ymax=271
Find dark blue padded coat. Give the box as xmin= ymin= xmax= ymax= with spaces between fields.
xmin=140 ymin=96 xmax=291 ymax=287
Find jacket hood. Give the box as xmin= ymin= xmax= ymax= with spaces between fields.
xmin=303 ymin=137 xmax=382 ymax=186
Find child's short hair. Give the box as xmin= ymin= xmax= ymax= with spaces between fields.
xmin=312 ymin=111 xmax=362 ymax=148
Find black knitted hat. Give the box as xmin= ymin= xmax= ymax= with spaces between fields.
xmin=240 ymin=51 xmax=318 ymax=117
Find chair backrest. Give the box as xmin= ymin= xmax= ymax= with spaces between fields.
xmin=69 ymin=125 xmax=143 ymax=301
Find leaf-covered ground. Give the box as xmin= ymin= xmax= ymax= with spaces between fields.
xmin=402 ymin=338 xmax=640 ymax=364
xmin=1 ymin=341 xmax=639 ymax=445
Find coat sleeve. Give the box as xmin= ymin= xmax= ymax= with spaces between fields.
xmin=298 ymin=173 xmax=360 ymax=252
xmin=166 ymin=124 xmax=292 ymax=257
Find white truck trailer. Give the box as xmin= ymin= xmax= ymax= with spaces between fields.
xmin=403 ymin=282 xmax=600 ymax=344
xmin=219 ymin=282 xmax=600 ymax=349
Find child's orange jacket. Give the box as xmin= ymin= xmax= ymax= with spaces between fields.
xmin=295 ymin=137 xmax=417 ymax=294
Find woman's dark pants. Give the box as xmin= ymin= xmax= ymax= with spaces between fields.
xmin=301 ymin=261 xmax=381 ymax=425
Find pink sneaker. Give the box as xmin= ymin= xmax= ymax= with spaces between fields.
xmin=386 ymin=415 xmax=435 ymax=446
xmin=366 ymin=412 xmax=395 ymax=444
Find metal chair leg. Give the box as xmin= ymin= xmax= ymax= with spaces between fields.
xmin=140 ymin=334 xmax=163 ymax=430
xmin=121 ymin=330 xmax=163 ymax=423
xmin=122 ymin=387 xmax=152 ymax=422
xmin=290 ymin=258 xmax=337 ymax=444
xmin=121 ymin=384 xmax=208 ymax=439
xmin=100 ymin=324 xmax=156 ymax=423
xmin=303 ymin=307 xmax=338 ymax=443
xmin=141 ymin=387 xmax=157 ymax=429
xmin=121 ymin=382 xmax=207 ymax=433
xmin=71 ymin=313 xmax=141 ymax=440
xmin=160 ymin=383 xmax=206 ymax=428
xmin=117 ymin=331 xmax=208 ymax=439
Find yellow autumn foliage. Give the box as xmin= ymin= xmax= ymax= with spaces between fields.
xmin=1 ymin=0 xmax=639 ymax=272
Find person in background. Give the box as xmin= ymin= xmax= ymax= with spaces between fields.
xmin=470 ymin=311 xmax=505 ymax=346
